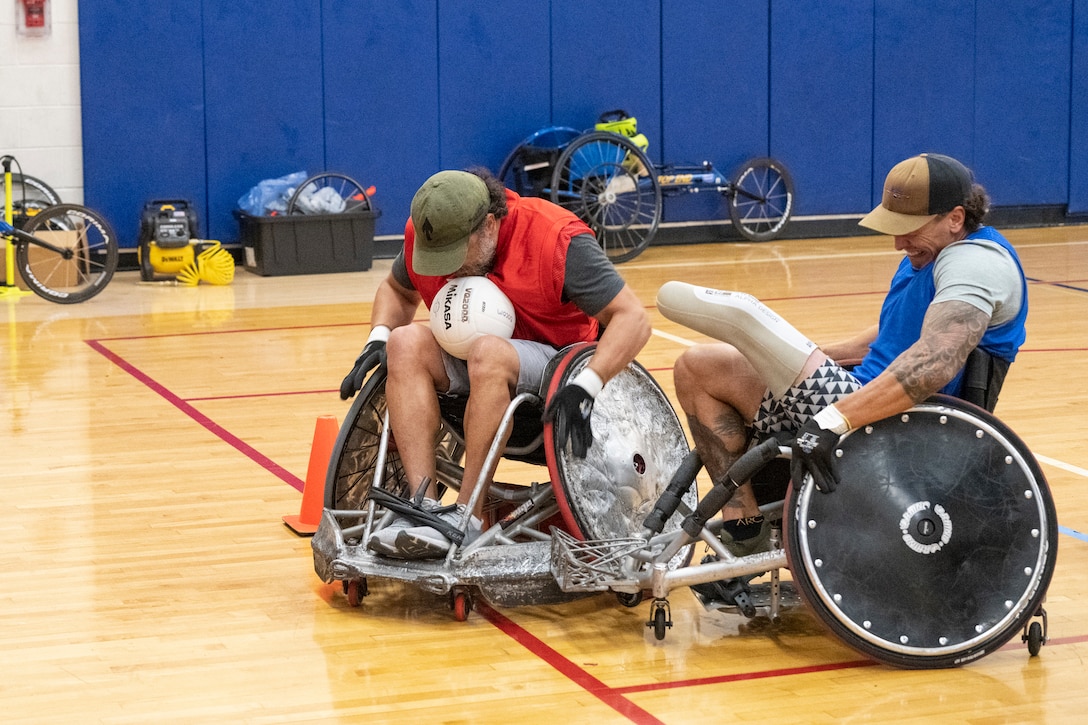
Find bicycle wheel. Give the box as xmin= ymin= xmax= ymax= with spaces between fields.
xmin=2 ymin=172 xmax=61 ymax=225
xmin=497 ymin=126 xmax=581 ymax=198
xmin=286 ymin=172 xmax=371 ymax=215
xmin=16 ymin=203 xmax=118 ymax=304
xmin=728 ymin=157 xmax=794 ymax=242
xmin=550 ymin=132 xmax=661 ymax=264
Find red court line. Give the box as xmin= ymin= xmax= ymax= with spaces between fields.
xmin=186 ymin=389 xmax=339 ymax=403
xmin=612 ymin=659 xmax=875 ymax=694
xmin=90 ymin=321 xmax=368 ymax=342
xmin=478 ymin=601 xmax=666 ymax=725
xmin=85 ymin=338 xmax=306 ymax=492
xmin=86 ymin=329 xmax=1088 ymax=721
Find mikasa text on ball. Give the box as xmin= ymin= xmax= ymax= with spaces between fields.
xmin=429 ymin=276 xmax=516 ymax=359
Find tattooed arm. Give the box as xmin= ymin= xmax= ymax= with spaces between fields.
xmin=833 ymin=300 xmax=990 ymax=429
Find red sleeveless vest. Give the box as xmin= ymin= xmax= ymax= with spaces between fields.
xmin=405 ymin=189 xmax=599 ymax=348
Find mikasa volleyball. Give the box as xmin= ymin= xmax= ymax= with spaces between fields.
xmin=429 ymin=276 xmax=516 ymax=359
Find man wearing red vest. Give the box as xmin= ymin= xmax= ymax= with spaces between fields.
xmin=339 ymin=168 xmax=650 ymax=559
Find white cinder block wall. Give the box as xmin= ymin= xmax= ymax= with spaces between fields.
xmin=0 ymin=0 xmax=84 ymax=203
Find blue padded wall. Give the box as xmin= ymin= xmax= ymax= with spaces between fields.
xmin=1073 ymin=0 xmax=1088 ymax=214
xmin=974 ymin=0 xmax=1070 ymax=206
xmin=770 ymin=1 xmax=874 ymax=216
xmin=78 ymin=2 xmax=206 ymax=247
xmin=872 ymin=2 xmax=975 ymax=201
xmin=661 ymin=1 xmax=770 ymax=222
xmin=78 ymin=0 xmax=1088 ymax=249
xmin=322 ymin=0 xmax=439 ymax=238
xmin=202 ymin=1 xmax=325 ymax=248
xmin=437 ymin=2 xmax=552 ymax=173
xmin=550 ymin=0 xmax=662 ymax=147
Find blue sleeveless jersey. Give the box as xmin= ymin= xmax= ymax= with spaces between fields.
xmin=850 ymin=226 xmax=1028 ymax=397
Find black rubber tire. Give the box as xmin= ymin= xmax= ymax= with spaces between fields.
xmin=727 ymin=157 xmax=794 ymax=242
xmin=15 ymin=203 xmax=118 ymax=304
xmin=550 ymin=131 xmax=661 ymax=263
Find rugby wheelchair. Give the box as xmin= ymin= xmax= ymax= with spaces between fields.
xmin=549 ymin=341 xmax=1056 ymax=669
xmin=312 ymin=335 xmax=1056 ymax=670
xmin=311 ymin=343 xmax=698 ymax=619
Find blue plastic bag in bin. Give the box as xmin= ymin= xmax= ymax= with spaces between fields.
xmin=237 ymin=171 xmax=308 ymax=216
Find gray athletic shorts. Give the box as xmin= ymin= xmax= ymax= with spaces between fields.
xmin=441 ymin=339 xmax=560 ymax=397
xmin=752 ymin=359 xmax=862 ymax=435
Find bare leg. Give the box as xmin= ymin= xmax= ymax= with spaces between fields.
xmin=384 ymin=324 xmax=450 ymax=499
xmin=674 ymin=343 xmax=830 ymax=519
xmin=674 ymin=343 xmax=765 ymax=518
xmin=457 ymin=336 xmax=519 ymax=518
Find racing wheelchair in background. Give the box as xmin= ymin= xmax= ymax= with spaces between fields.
xmin=313 ymin=333 xmax=1055 ymax=670
xmin=497 ymin=111 xmax=795 ymax=263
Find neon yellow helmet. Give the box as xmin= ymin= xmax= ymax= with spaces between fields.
xmin=595 ymin=109 xmax=649 ymax=152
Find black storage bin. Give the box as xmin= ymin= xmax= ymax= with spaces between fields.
xmin=235 ymin=209 xmax=378 ymax=276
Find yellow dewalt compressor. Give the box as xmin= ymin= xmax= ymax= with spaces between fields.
xmin=138 ymin=199 xmax=234 ymax=285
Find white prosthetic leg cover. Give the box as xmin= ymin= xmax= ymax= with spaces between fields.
xmin=656 ymin=281 xmax=817 ymax=398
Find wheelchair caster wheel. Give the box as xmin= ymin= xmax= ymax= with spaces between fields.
xmin=343 ymin=579 xmax=367 ymax=607
xmin=451 ymin=590 xmax=473 ymax=622
xmin=646 ymin=600 xmax=672 ymax=641
xmin=1021 ymin=606 xmax=1048 ymax=657
xmin=1025 ymin=621 xmax=1043 ymax=656
xmin=616 ymin=590 xmax=644 ymax=608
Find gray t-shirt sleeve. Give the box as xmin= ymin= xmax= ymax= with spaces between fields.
xmin=391 ymin=250 xmax=414 ymax=290
xmin=562 ymin=233 xmax=627 ymax=317
xmin=932 ymin=240 xmax=1022 ymax=326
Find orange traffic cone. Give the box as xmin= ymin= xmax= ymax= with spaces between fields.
xmin=283 ymin=414 xmax=338 ymax=535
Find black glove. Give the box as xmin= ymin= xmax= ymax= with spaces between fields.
xmin=543 ymin=383 xmax=596 ymax=458
xmin=339 ymin=340 xmax=386 ymax=400
xmin=790 ymin=418 xmax=842 ymax=493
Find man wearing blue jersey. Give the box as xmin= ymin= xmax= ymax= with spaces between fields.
xmin=659 ymin=153 xmax=1027 ymax=559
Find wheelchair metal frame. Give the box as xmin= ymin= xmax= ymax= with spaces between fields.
xmin=312 ymin=343 xmax=695 ymax=618
xmin=549 ymin=396 xmax=1056 ymax=668
xmin=313 ymin=342 xmax=1055 ymax=668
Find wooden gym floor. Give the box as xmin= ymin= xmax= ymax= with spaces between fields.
xmin=3 ymin=227 xmax=1088 ymax=723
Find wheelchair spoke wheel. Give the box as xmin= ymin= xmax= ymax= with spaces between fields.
xmin=728 ymin=157 xmax=794 ymax=242
xmin=286 ymin=172 xmax=371 ymax=215
xmin=786 ymin=397 xmax=1057 ymax=669
xmin=325 ymin=368 xmax=464 ymax=525
xmin=497 ymin=126 xmax=581 ymax=198
xmin=550 ymin=132 xmax=661 ymax=264
xmin=16 ymin=203 xmax=118 ymax=304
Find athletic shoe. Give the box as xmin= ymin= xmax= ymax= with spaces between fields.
xmin=720 ymin=517 xmax=772 ymax=558
xmin=393 ymin=504 xmax=483 ymax=559
xmin=366 ymin=498 xmax=442 ymax=557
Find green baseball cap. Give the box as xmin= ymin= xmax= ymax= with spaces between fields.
xmin=410 ymin=170 xmax=490 ymax=276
